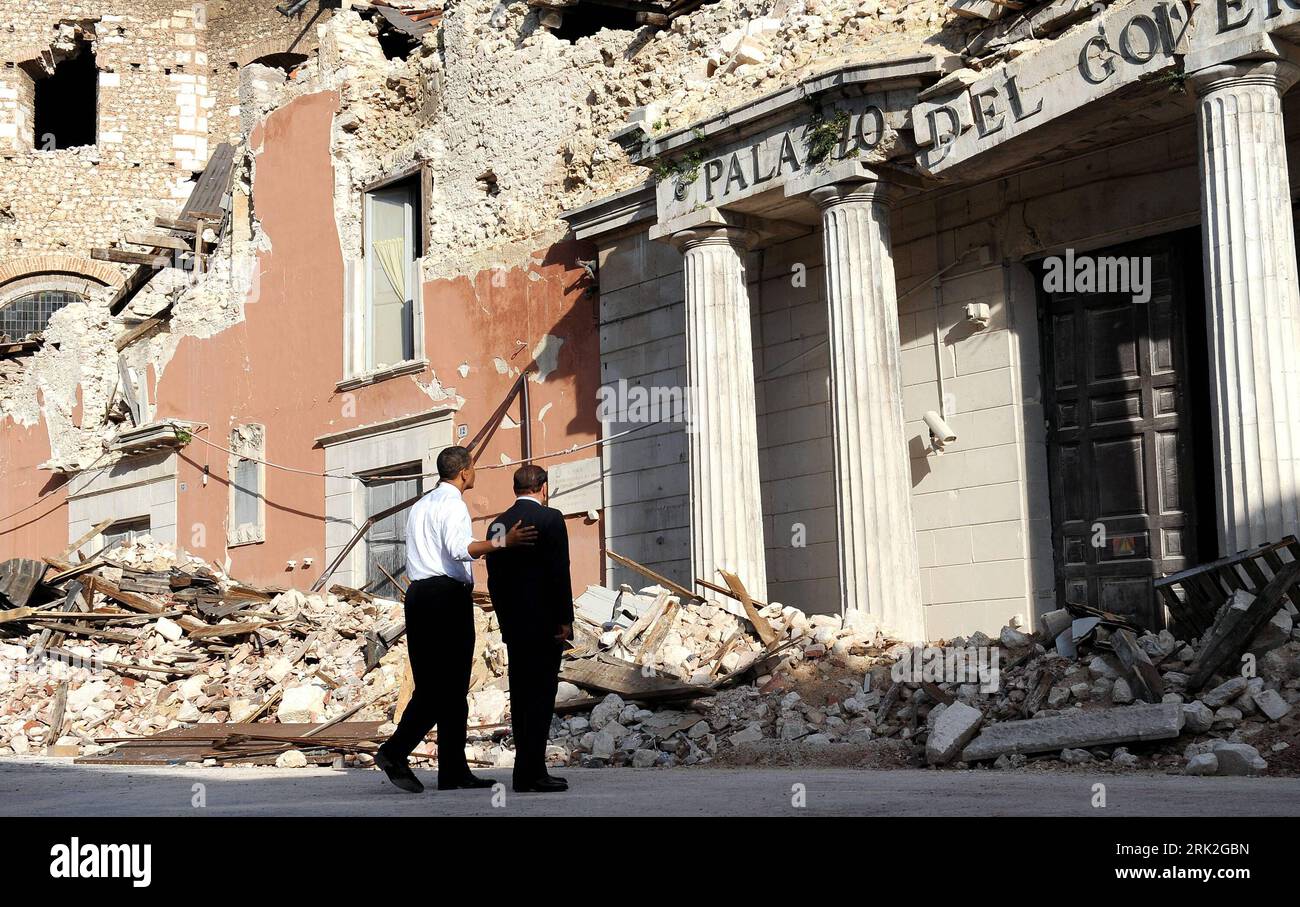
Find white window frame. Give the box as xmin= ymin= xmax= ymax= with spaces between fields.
xmin=343 ymin=167 xmax=427 ymax=385
xmin=318 ymin=410 xmax=452 ymax=590
xmin=227 ymin=424 xmax=267 ymax=547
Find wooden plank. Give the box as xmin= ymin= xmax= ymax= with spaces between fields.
xmin=59 ymin=517 xmax=116 ymax=561
xmin=606 ymin=550 xmax=702 ymax=603
xmin=115 ymin=302 xmax=176 ymax=351
xmin=152 ymin=216 xmax=199 ymax=233
xmin=107 ymin=265 xmax=154 ymax=316
xmin=706 ymin=630 xmax=742 ymax=679
xmin=1187 ymin=560 xmax=1300 ymax=690
xmin=124 ymin=231 xmax=193 ymax=251
xmin=92 ymin=247 xmax=173 ymax=268
xmin=179 ymin=143 xmax=235 ymax=219
xmin=717 ymin=568 xmax=780 ymax=650
xmin=41 ymin=559 xmax=102 ymax=587
xmin=41 ymin=646 xmax=198 ymax=677
xmin=36 ymin=622 xmax=139 ymax=644
xmin=83 ymin=575 xmax=205 ymax=633
xmin=1110 ymin=628 xmax=1164 ymax=703
xmin=634 ymin=597 xmax=680 ymax=666
xmin=696 ymin=576 xmax=769 ymax=609
xmin=617 ymin=589 xmax=670 ymax=650
xmin=46 ymin=681 xmax=68 ymax=752
xmin=186 ymin=620 xmax=281 ymax=640
xmin=559 ymin=654 xmax=712 ymax=702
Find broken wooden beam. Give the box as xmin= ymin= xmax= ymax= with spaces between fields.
xmin=115 ymin=302 xmax=176 ymax=351
xmin=1187 ymin=560 xmax=1300 ymax=690
xmin=1110 ymin=628 xmax=1164 ymax=703
xmin=124 ymin=231 xmax=194 ymax=251
xmin=634 ymin=596 xmax=680 ymax=666
xmin=91 ymin=247 xmax=174 ymax=268
xmin=82 ymin=575 xmax=206 ymax=633
xmin=559 ymin=653 xmax=713 ymax=702
xmin=717 ymin=568 xmax=780 ymax=650
xmin=606 ymin=550 xmax=703 ymax=604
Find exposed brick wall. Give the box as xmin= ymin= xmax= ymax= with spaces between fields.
xmin=0 ymin=1 xmax=325 ymax=280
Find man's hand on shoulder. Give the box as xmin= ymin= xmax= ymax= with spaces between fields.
xmin=500 ymin=519 xmax=538 ymax=548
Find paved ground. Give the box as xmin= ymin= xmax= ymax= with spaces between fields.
xmin=5 ymin=756 xmax=1300 ymax=816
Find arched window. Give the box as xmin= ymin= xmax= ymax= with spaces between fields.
xmin=0 ymin=289 xmax=83 ymax=337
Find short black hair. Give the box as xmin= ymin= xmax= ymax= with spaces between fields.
xmin=513 ymin=463 xmax=547 ymax=494
xmin=437 ymin=446 xmax=472 ymax=480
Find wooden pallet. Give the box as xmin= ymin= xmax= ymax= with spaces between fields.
xmin=1152 ymin=536 xmax=1300 ymax=638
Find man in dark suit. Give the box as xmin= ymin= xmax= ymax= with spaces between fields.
xmin=485 ymin=464 xmax=573 ymax=793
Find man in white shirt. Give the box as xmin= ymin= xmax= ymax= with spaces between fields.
xmin=375 ymin=445 xmax=535 ymax=794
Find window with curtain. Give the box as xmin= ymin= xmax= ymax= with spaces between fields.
xmin=364 ymin=177 xmax=419 ymax=370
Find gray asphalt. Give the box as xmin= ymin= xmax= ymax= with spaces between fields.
xmin=5 ymin=757 xmax=1300 ymax=816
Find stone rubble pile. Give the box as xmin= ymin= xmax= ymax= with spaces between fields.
xmin=0 ymin=537 xmax=412 ymax=761
xmin=5 ymin=535 xmax=1298 ymax=778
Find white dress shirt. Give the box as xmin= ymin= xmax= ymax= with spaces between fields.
xmin=405 ymin=482 xmax=475 ymax=584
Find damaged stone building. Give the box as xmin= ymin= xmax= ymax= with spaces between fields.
xmin=4 ymin=0 xmax=1300 ymax=644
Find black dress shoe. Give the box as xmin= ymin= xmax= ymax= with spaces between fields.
xmin=375 ymin=749 xmax=424 ymax=794
xmin=438 ymin=773 xmax=496 ymax=791
xmin=542 ymin=772 xmax=569 ymax=788
xmin=513 ymin=776 xmax=568 ymax=793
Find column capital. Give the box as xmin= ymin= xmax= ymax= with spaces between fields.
xmin=783 ymin=158 xmax=906 ymax=210
xmin=808 ymin=179 xmax=901 ymax=211
xmin=1185 ymin=32 xmax=1300 ymax=96
xmin=648 ymin=206 xmax=798 ymax=250
xmin=667 ymin=223 xmax=761 ymax=253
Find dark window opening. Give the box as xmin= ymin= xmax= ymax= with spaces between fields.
xmin=32 ymin=39 xmax=97 ymax=150
xmin=377 ymin=27 xmax=419 ymax=60
xmin=0 ymin=290 xmax=83 ymax=338
xmin=553 ymin=5 xmax=641 ymax=42
xmin=102 ymin=517 xmax=150 ymax=550
xmin=248 ymin=52 xmax=308 ymax=75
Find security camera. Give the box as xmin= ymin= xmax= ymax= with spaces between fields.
xmin=924 ymin=410 xmax=956 ymax=453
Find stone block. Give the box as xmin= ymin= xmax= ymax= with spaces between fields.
xmin=960 ymin=703 xmax=1184 ymax=761
xmin=926 ymin=701 xmax=983 ymax=765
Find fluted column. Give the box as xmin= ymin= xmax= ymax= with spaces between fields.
xmin=812 ymin=179 xmax=924 ymax=641
xmin=673 ymin=224 xmax=768 ymax=601
xmin=1191 ymin=55 xmax=1300 ymax=553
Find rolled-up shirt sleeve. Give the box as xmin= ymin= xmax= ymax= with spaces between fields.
xmin=445 ymin=500 xmax=476 ymax=562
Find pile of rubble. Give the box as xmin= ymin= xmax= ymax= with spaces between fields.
xmin=0 ymin=537 xmax=414 ymax=765
xmin=3 ymin=537 xmax=1299 ymax=777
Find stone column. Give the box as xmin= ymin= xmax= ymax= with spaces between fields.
xmin=671 ymin=223 xmax=769 ymax=602
xmin=1190 ymin=48 xmax=1300 ymax=553
xmin=810 ymin=177 xmax=925 ymax=641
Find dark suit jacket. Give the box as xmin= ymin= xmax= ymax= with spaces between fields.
xmin=485 ymin=498 xmax=574 ymax=644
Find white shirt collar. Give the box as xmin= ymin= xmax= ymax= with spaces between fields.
xmin=515 ymin=495 xmax=543 ymax=505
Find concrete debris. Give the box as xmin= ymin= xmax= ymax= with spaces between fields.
xmin=1214 ymin=743 xmax=1269 ymax=776
xmin=1253 ymin=688 xmax=1292 ymax=721
xmin=925 ymin=701 xmax=983 ymax=765
xmin=275 ymin=749 xmax=309 ymax=768
xmin=5 ymin=533 xmax=1300 ymax=777
xmin=960 ymin=703 xmax=1186 ymax=762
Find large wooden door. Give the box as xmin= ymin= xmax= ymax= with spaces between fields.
xmin=1040 ymin=238 xmax=1199 ymax=629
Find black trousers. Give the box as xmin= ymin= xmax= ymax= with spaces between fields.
xmin=506 ymin=635 xmax=562 ymax=784
xmin=380 ymin=576 xmax=473 ymax=783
